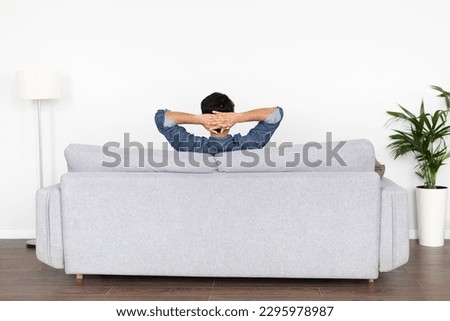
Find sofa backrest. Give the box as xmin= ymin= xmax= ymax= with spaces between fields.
xmin=214 ymin=139 xmax=375 ymax=173
xmin=64 ymin=139 xmax=375 ymax=173
xmin=64 ymin=144 xmax=217 ymax=173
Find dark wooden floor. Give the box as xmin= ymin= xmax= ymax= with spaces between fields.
xmin=1 ymin=240 xmax=449 ymax=300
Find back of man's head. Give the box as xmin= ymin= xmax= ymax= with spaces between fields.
xmin=201 ymin=92 xmax=235 ymax=114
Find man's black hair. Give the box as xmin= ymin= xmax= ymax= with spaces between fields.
xmin=201 ymin=92 xmax=234 ymax=114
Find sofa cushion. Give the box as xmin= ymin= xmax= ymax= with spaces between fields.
xmin=214 ymin=139 xmax=375 ymax=173
xmin=65 ymin=144 xmax=217 ymax=173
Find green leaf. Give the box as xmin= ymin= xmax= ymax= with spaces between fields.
xmin=431 ymin=85 xmax=450 ymax=109
xmin=398 ymin=104 xmax=417 ymax=119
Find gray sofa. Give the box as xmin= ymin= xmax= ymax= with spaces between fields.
xmin=36 ymin=139 xmax=409 ymax=280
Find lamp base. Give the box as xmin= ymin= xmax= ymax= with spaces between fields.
xmin=26 ymin=239 xmax=36 ymax=248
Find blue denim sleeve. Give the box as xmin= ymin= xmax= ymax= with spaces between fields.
xmin=154 ymin=109 xmax=208 ymax=152
xmin=234 ymin=107 xmax=284 ymax=149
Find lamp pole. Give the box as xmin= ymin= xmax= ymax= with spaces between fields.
xmin=26 ymin=99 xmax=44 ymax=248
xmin=26 ymin=101 xmax=43 ymax=248
xmin=37 ymin=99 xmax=43 ymax=189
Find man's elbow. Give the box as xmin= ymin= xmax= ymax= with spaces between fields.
xmin=154 ymin=110 xmax=164 ymax=132
xmin=155 ymin=109 xmax=177 ymax=132
xmin=264 ymin=106 xmax=283 ymax=124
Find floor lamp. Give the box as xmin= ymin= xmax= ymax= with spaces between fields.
xmin=16 ymin=69 xmax=61 ymax=248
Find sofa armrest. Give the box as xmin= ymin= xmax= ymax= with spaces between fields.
xmin=36 ymin=184 xmax=64 ymax=269
xmin=379 ymin=178 xmax=409 ymax=272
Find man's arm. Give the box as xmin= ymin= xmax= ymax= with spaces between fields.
xmin=164 ymin=111 xmax=203 ymax=125
xmin=210 ymin=107 xmax=278 ymax=130
xmin=232 ymin=107 xmax=279 ymax=122
xmin=154 ymin=109 xmax=208 ymax=152
xmin=165 ymin=111 xmax=223 ymax=134
xmin=165 ymin=107 xmax=277 ymax=132
xmin=232 ymin=107 xmax=284 ymax=149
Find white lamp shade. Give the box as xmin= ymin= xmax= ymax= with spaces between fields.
xmin=16 ymin=69 xmax=61 ymax=100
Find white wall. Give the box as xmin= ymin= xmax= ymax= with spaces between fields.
xmin=1 ymin=0 xmax=450 ymax=238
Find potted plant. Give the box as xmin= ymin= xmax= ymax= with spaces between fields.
xmin=386 ymin=86 xmax=450 ymax=247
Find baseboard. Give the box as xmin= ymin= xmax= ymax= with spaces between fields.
xmin=0 ymin=229 xmax=35 ymax=239
xmin=409 ymin=229 xmax=450 ymax=239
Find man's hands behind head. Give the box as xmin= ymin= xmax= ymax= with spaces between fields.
xmin=199 ymin=111 xmax=239 ymax=134
xmin=211 ymin=111 xmax=240 ymax=131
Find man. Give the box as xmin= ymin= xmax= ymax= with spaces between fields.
xmin=155 ymin=92 xmax=283 ymax=155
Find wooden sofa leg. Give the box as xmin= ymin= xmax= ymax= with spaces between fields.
xmin=368 ymin=278 xmax=374 ymax=283
xmin=76 ymin=274 xmax=84 ymax=280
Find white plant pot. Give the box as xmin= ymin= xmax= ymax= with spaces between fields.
xmin=416 ymin=186 xmax=448 ymax=247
